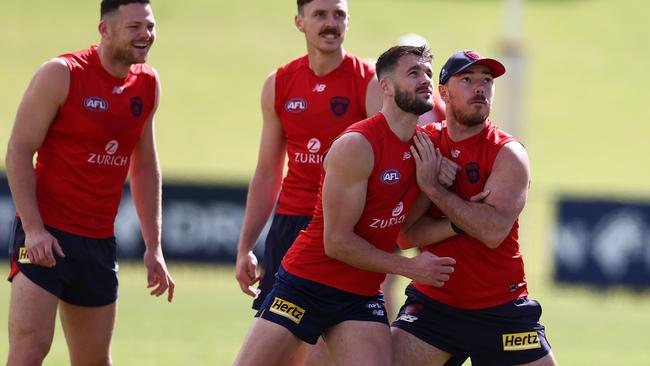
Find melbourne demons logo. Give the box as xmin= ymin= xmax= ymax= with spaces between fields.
xmin=285 ymin=98 xmax=307 ymax=113
xmin=130 ymin=97 xmax=144 ymax=117
xmin=330 ymin=96 xmax=350 ymax=116
xmin=465 ymin=162 xmax=480 ymax=183
xmin=84 ymin=96 xmax=108 ymax=112
xmin=380 ymin=169 xmax=401 ymax=185
xmin=464 ymin=50 xmax=482 ymax=59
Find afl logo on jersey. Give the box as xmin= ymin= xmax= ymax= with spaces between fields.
xmin=380 ymin=169 xmax=401 ymax=185
xmin=285 ymin=98 xmax=307 ymax=113
xmin=84 ymin=97 xmax=108 ymax=112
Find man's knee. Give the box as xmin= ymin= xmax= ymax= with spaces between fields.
xmin=7 ymin=339 xmax=51 ymax=365
xmin=70 ymin=355 xmax=112 ymax=366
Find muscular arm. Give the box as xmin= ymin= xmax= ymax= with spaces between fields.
xmin=235 ymin=71 xmax=286 ymax=296
xmin=422 ymin=141 xmax=530 ymax=248
xmin=5 ymin=58 xmax=69 ymax=267
xmin=397 ymin=193 xmax=454 ymax=249
xmin=322 ymin=133 xmax=455 ymax=286
xmin=129 ymin=70 xmax=174 ymax=301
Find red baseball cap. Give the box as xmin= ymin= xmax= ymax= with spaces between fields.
xmin=439 ymin=50 xmax=506 ymax=85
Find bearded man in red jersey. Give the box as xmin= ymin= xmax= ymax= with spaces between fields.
xmin=392 ymin=50 xmax=558 ymax=366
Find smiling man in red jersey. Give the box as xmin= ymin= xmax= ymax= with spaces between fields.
xmin=5 ymin=1 xmax=174 ymax=365
xmin=234 ymin=45 xmax=458 ymax=366
xmin=391 ymin=50 xmax=558 ymax=366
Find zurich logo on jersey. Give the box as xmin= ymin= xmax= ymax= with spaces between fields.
xmin=84 ymin=96 xmax=109 ymax=112
xmin=380 ymin=169 xmax=401 ymax=185
xmin=285 ymin=98 xmax=307 ymax=113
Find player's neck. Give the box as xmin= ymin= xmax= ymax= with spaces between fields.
xmin=381 ymin=106 xmax=419 ymax=143
xmin=96 ymin=44 xmax=131 ymax=79
xmin=446 ymin=117 xmax=488 ymax=142
xmin=306 ymin=48 xmax=345 ymax=77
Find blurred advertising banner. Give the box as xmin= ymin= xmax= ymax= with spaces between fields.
xmin=555 ymin=198 xmax=650 ymax=287
xmin=0 ymin=176 xmax=266 ymax=263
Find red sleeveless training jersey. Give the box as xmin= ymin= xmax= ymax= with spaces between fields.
xmin=274 ymin=53 xmax=375 ymax=216
xmin=414 ymin=121 xmax=528 ymax=309
xmin=32 ymin=45 xmax=156 ymax=238
xmin=282 ymin=113 xmax=421 ymax=296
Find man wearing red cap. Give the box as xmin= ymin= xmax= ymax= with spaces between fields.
xmin=391 ymin=50 xmax=557 ymax=366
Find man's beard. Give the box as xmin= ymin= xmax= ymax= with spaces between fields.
xmin=394 ymin=85 xmax=433 ymax=115
xmin=111 ymin=42 xmax=147 ymax=65
xmin=450 ymin=97 xmax=490 ymax=127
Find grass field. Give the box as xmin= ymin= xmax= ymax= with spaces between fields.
xmin=1 ymin=0 xmax=650 ymax=364
xmin=1 ymin=262 xmax=648 ymax=365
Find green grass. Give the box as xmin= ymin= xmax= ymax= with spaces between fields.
xmin=1 ymin=262 xmax=648 ymax=365
xmin=2 ymin=0 xmax=650 ymax=364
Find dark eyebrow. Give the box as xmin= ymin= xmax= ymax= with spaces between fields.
xmin=457 ymin=69 xmax=492 ymax=77
xmin=406 ymin=64 xmax=426 ymax=74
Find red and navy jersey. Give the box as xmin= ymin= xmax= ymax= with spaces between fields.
xmin=282 ymin=113 xmax=421 ymax=296
xmin=414 ymin=121 xmax=527 ymax=309
xmin=31 ymin=45 xmax=156 ymax=238
xmin=274 ymin=53 xmax=375 ymax=216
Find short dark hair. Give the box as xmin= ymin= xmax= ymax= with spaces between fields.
xmin=297 ymin=0 xmax=315 ymax=14
xmin=101 ymin=0 xmax=150 ymax=18
xmin=376 ymin=45 xmax=432 ymax=80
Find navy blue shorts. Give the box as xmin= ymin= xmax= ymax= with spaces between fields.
xmin=8 ymin=218 xmax=119 ymax=307
xmin=255 ymin=266 xmax=388 ymax=344
xmin=392 ymin=285 xmax=552 ymax=366
xmin=252 ymin=213 xmax=312 ymax=310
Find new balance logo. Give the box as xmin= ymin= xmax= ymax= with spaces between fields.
xmin=312 ymin=84 xmax=326 ymax=92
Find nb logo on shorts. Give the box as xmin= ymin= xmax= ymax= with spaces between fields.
xmin=269 ymin=297 xmax=305 ymax=324
xmin=396 ymin=314 xmax=418 ymax=323
xmin=17 ymin=247 xmax=31 ymax=264
xmin=502 ymin=332 xmax=541 ymax=351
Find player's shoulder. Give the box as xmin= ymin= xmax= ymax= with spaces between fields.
xmin=33 ymin=57 xmax=71 ymax=85
xmin=57 ymin=46 xmax=96 ymax=71
xmin=420 ymin=121 xmax=446 ymax=136
xmin=485 ymin=121 xmax=520 ymax=149
xmin=342 ymin=52 xmax=376 ymax=79
xmin=277 ymin=54 xmax=308 ymax=75
xmin=330 ymin=130 xmax=373 ymax=162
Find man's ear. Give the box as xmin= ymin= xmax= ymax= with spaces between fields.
xmin=379 ymin=78 xmax=392 ymax=96
xmin=439 ymin=85 xmax=449 ymax=103
xmin=98 ymin=19 xmax=109 ymax=39
xmin=295 ymin=14 xmax=304 ymax=32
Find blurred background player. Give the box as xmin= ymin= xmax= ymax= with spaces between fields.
xmin=234 ymin=0 xmax=381 ymax=364
xmin=4 ymin=1 xmax=174 ymax=365
xmin=392 ymin=50 xmax=557 ymax=366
